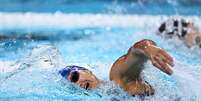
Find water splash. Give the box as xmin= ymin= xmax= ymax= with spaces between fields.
xmin=1 ymin=13 xmax=201 ymax=30
xmin=172 ymin=62 xmax=201 ymax=101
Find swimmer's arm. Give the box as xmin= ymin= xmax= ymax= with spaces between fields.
xmin=120 ymin=40 xmax=155 ymax=80
xmin=123 ymin=46 xmax=149 ymax=79
xmin=133 ymin=39 xmax=174 ymax=75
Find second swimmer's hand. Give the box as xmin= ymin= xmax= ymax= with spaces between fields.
xmin=146 ymin=45 xmax=174 ymax=75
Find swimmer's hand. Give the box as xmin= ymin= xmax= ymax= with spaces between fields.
xmin=134 ymin=39 xmax=174 ymax=75
xmin=146 ymin=45 xmax=174 ymax=75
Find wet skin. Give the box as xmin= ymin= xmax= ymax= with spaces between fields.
xmin=66 ymin=39 xmax=174 ymax=96
xmin=109 ymin=39 xmax=174 ymax=96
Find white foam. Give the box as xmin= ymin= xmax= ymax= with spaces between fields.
xmin=0 ymin=44 xmax=66 ymax=74
xmin=172 ymin=63 xmax=201 ymax=100
xmin=0 ymin=12 xmax=201 ymax=30
xmin=0 ymin=61 xmax=19 ymax=73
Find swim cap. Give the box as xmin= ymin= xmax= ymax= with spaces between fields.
xmin=158 ymin=18 xmax=190 ymax=38
xmin=59 ymin=65 xmax=88 ymax=78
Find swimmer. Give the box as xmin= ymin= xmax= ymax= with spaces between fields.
xmin=59 ymin=65 xmax=100 ymax=89
xmin=158 ymin=18 xmax=201 ymax=48
xmin=59 ymin=39 xmax=174 ymax=96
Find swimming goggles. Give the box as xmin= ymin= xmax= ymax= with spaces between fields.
xmin=59 ymin=65 xmax=88 ymax=83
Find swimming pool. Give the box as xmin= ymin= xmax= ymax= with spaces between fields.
xmin=0 ymin=0 xmax=201 ymax=101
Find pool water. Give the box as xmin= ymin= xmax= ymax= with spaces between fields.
xmin=0 ymin=0 xmax=201 ymax=101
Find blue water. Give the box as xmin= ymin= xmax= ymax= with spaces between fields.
xmin=0 ymin=0 xmax=201 ymax=15
xmin=0 ymin=0 xmax=201 ymax=101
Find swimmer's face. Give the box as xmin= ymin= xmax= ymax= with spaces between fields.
xmin=67 ymin=69 xmax=99 ymax=90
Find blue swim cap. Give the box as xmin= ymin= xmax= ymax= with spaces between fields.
xmin=59 ymin=65 xmax=88 ymax=78
xmin=59 ymin=67 xmax=71 ymax=78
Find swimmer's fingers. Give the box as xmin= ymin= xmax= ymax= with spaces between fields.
xmin=159 ymin=50 xmax=174 ymax=67
xmin=154 ymin=57 xmax=172 ymax=75
xmin=152 ymin=57 xmax=161 ymax=70
xmin=152 ymin=56 xmax=173 ymax=75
